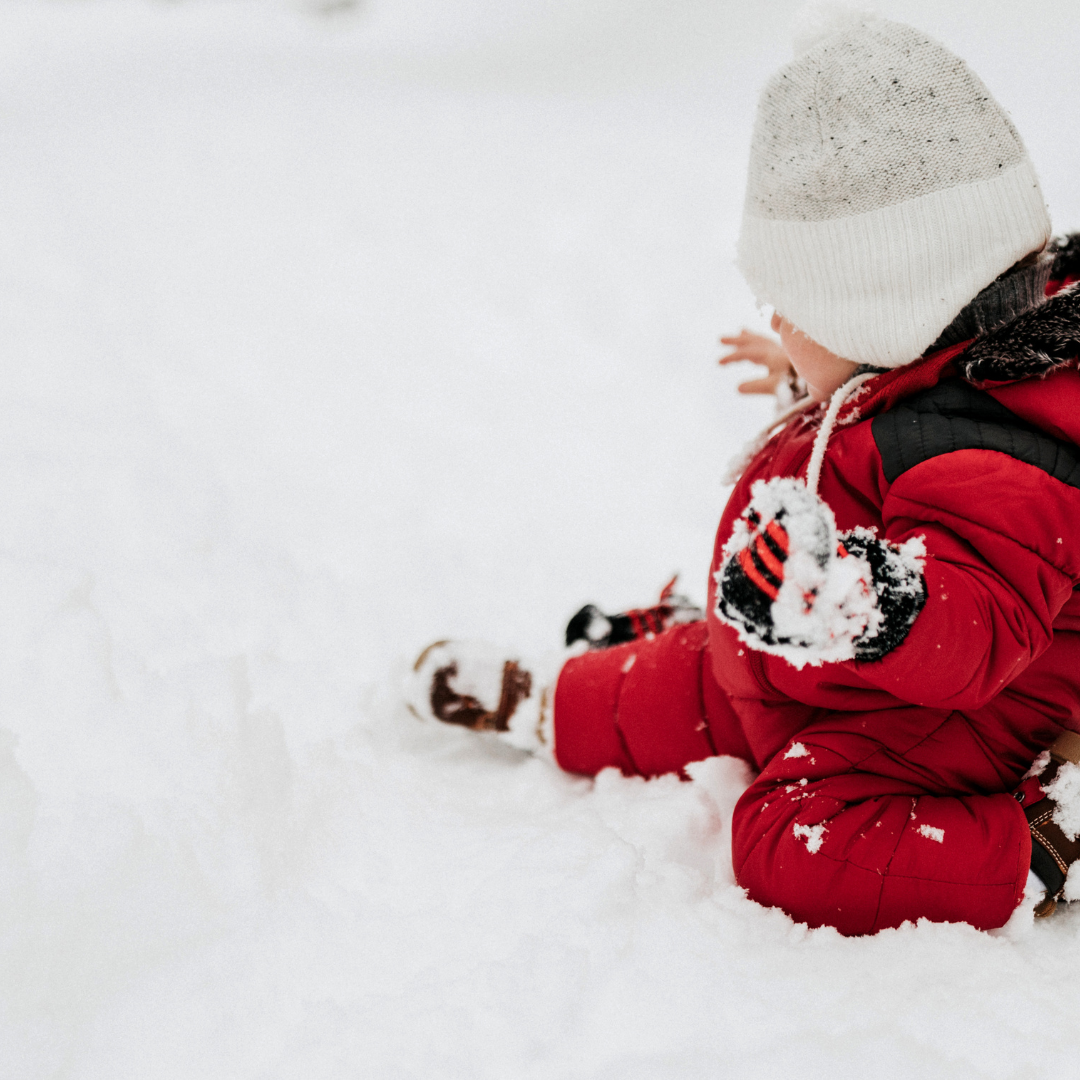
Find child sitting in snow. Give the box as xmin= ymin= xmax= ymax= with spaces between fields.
xmin=409 ymin=9 xmax=1080 ymax=934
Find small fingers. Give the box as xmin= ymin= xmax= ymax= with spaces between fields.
xmin=719 ymin=351 xmax=757 ymax=366
xmin=719 ymin=328 xmax=771 ymax=343
xmin=719 ymin=346 xmax=786 ymax=368
xmin=719 ymin=345 xmax=774 ymax=365
xmin=737 ymin=376 xmax=782 ymax=395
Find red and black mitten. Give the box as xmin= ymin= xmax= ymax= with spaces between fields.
xmin=565 ymin=576 xmax=703 ymax=650
xmin=714 ymin=478 xmax=926 ymax=666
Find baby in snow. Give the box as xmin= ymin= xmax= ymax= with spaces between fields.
xmin=409 ymin=9 xmax=1080 ymax=933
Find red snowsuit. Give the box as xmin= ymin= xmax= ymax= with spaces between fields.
xmin=552 ymin=278 xmax=1080 ymax=935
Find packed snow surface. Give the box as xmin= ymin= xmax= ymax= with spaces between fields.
xmin=4 ymin=1 xmax=1080 ymax=1076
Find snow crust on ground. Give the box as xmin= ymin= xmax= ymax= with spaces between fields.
xmin=4 ymin=1 xmax=1080 ymax=1076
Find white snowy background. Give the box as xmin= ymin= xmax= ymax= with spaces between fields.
xmin=3 ymin=0 xmax=1080 ymax=1076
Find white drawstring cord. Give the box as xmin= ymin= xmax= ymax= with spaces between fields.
xmin=805 ymin=372 xmax=877 ymax=495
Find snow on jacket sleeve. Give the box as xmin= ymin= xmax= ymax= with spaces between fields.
xmin=846 ymin=377 xmax=1080 ymax=711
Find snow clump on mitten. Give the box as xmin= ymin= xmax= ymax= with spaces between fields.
xmin=839 ymin=527 xmax=927 ymax=661
xmin=714 ymin=477 xmax=926 ymax=669
xmin=715 ymin=477 xmax=877 ymax=668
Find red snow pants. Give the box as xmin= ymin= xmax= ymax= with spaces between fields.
xmin=553 ymin=622 xmax=1035 ymax=935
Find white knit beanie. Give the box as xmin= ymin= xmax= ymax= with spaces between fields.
xmin=737 ymin=7 xmax=1052 ymax=368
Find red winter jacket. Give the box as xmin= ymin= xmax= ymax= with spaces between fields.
xmin=553 ymin=259 xmax=1080 ymax=934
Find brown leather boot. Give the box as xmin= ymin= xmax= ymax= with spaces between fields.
xmin=1024 ymin=730 xmax=1080 ymax=917
xmin=427 ymin=655 xmax=532 ymax=734
xmin=406 ymin=640 xmax=554 ymax=754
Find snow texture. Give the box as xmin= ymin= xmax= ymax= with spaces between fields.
xmin=793 ymin=821 xmax=827 ymax=853
xmin=1047 ymin=761 xmax=1080 ymax=842
xmin=918 ymin=824 xmax=946 ymax=844
xmin=4 ymin=1 xmax=1080 ymax=1077
xmin=1064 ymin=863 xmax=1080 ymax=904
xmin=1025 ymin=749 xmax=1052 ymax=779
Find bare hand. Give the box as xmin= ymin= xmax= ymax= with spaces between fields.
xmin=719 ymin=329 xmax=795 ymax=396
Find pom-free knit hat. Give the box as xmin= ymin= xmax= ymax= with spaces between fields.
xmin=737 ymin=7 xmax=1052 ymax=368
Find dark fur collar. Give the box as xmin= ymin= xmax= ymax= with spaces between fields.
xmin=960 ymin=274 xmax=1080 ymax=383
xmin=1051 ymin=232 xmax=1080 ymax=280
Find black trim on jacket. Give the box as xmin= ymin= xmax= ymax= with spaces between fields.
xmin=872 ymin=378 xmax=1080 ymax=488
